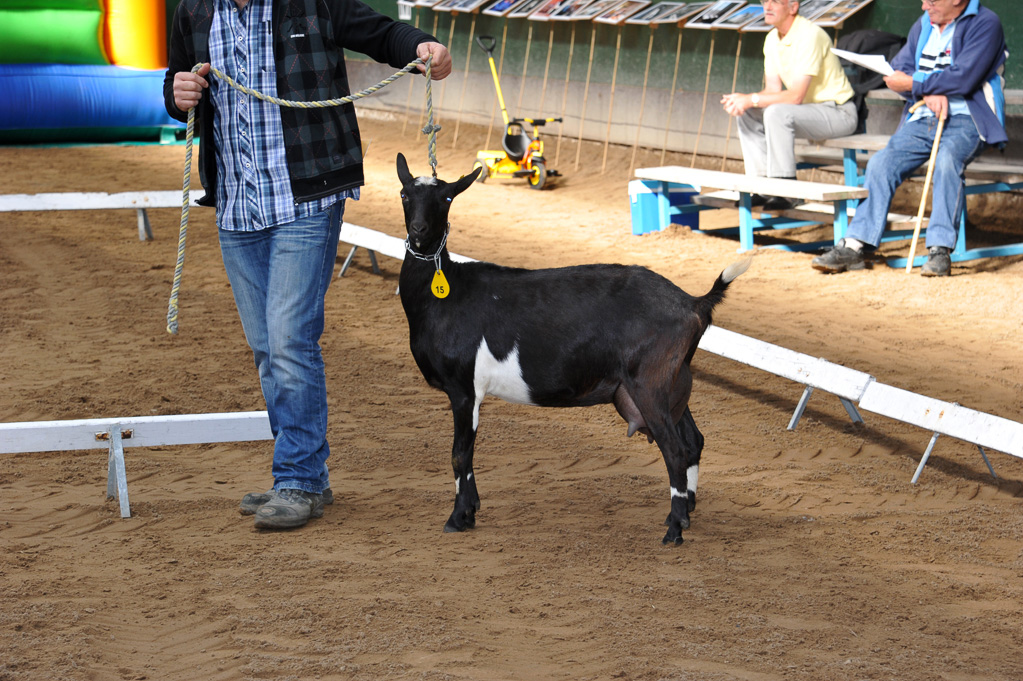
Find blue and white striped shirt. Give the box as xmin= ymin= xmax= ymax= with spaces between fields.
xmin=208 ymin=0 xmax=357 ymax=232
xmin=908 ymin=17 xmax=970 ymax=124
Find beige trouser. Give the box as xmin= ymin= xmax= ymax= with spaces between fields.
xmin=737 ymin=100 xmax=858 ymax=178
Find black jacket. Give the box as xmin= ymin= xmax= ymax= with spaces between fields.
xmin=164 ymin=0 xmax=436 ymax=206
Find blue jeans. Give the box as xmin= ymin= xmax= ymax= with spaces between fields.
xmin=219 ymin=202 xmax=343 ymax=494
xmin=846 ymin=115 xmax=984 ymax=250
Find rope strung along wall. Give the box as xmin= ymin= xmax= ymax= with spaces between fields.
xmin=166 ymin=58 xmax=437 ymax=335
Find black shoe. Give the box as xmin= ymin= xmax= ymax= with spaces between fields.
xmin=734 ymin=193 xmax=768 ymax=208
xmin=811 ymin=238 xmax=867 ymax=273
xmin=763 ymin=196 xmax=800 ymax=211
xmin=920 ymin=246 xmax=951 ymax=277
xmin=240 ymin=487 xmax=334 ymax=515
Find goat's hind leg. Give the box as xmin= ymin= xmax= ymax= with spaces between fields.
xmin=444 ymin=391 xmax=482 ymax=533
xmin=629 ymin=395 xmax=692 ymax=544
xmin=678 ymin=407 xmax=703 ymax=514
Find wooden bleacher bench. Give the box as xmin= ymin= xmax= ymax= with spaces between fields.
xmin=632 ymin=166 xmax=867 ymax=252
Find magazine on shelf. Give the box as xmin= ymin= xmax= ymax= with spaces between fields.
xmin=625 ymin=1 xmax=684 ymax=24
xmin=815 ymin=0 xmax=873 ymax=28
xmin=685 ymin=0 xmax=746 ymax=30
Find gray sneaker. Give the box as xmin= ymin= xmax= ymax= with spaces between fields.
xmin=920 ymin=246 xmax=951 ymax=277
xmin=240 ymin=487 xmax=334 ymax=515
xmin=811 ymin=239 xmax=867 ymax=273
xmin=253 ymin=489 xmax=325 ymax=529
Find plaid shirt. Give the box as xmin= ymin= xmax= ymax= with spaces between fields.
xmin=209 ymin=0 xmax=355 ymax=231
xmin=165 ymin=0 xmax=437 ymax=208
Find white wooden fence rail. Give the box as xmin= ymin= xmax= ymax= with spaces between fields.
xmin=1 ymin=202 xmax=1019 ymax=517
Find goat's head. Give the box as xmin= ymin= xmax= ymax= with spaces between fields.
xmin=397 ymin=153 xmax=481 ymax=253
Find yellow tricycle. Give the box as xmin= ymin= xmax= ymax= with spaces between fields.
xmin=473 ymin=35 xmax=562 ymax=190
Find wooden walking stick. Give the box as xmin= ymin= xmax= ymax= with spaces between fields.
xmin=906 ymin=100 xmax=947 ymax=273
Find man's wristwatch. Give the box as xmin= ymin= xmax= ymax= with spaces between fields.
xmin=751 ymin=93 xmax=760 ymax=108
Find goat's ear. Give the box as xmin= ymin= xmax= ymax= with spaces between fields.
xmin=449 ymin=165 xmax=481 ymax=199
xmin=396 ymin=153 xmax=414 ymax=187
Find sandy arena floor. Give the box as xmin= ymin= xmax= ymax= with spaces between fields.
xmin=1 ymin=114 xmax=1022 ymax=681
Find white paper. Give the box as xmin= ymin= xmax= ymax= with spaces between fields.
xmin=831 ymin=48 xmax=894 ymax=77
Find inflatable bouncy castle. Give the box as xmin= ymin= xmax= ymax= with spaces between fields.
xmin=0 ymin=0 xmax=184 ymax=143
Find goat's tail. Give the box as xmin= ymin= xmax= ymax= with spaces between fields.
xmin=695 ymin=256 xmax=752 ymax=324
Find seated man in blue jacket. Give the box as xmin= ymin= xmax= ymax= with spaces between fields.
xmin=812 ymin=0 xmax=1007 ymax=277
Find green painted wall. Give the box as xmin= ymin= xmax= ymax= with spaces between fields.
xmin=163 ymin=1 xmax=1019 ymax=91
xmin=358 ymin=0 xmax=1021 ymax=93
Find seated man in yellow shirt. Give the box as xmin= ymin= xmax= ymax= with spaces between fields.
xmin=721 ymin=0 xmax=857 ymax=210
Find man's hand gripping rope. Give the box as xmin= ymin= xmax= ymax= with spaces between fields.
xmin=166 ymin=57 xmax=440 ymax=334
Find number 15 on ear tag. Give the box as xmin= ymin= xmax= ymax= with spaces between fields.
xmin=431 ymin=269 xmax=450 ymax=299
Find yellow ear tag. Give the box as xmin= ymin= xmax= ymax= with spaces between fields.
xmin=431 ymin=269 xmax=450 ymax=299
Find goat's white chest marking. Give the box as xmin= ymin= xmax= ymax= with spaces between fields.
xmin=472 ymin=339 xmax=533 ymax=430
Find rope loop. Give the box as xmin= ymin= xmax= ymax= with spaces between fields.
xmin=422 ymin=56 xmax=439 ymax=178
xmin=167 ymin=58 xmax=434 ymax=334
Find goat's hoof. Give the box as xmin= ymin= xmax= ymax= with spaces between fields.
xmin=662 ymin=528 xmax=684 ymax=545
xmin=688 ymin=494 xmax=697 ymax=514
xmin=443 ymin=510 xmax=476 ymax=533
xmin=666 ymin=513 xmax=691 ymax=530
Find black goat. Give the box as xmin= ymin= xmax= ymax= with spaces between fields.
xmin=396 ymin=153 xmax=750 ymax=544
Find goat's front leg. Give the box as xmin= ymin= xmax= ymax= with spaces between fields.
xmin=444 ymin=391 xmax=481 ymax=532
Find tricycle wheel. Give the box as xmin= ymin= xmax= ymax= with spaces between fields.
xmin=472 ymin=161 xmax=487 ymax=183
xmin=528 ymin=161 xmax=546 ymax=190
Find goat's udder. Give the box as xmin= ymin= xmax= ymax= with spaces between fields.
xmin=614 ymin=385 xmax=650 ymax=441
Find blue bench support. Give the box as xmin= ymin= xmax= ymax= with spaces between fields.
xmin=634 ymin=168 xmax=867 ymax=253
